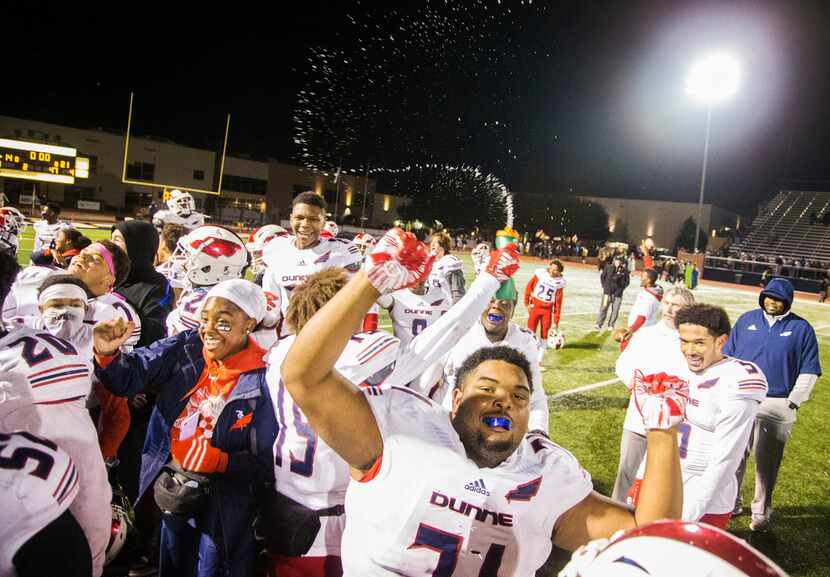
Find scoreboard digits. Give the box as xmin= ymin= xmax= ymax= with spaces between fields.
xmin=0 ymin=138 xmax=88 ymax=184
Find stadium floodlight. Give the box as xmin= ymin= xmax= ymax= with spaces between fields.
xmin=685 ymin=52 xmax=741 ymax=103
xmin=686 ymin=52 xmax=740 ymax=253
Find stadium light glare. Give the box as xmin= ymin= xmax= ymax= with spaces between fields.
xmin=685 ymin=52 xmax=741 ymax=103
xmin=686 ymin=51 xmax=740 ymax=253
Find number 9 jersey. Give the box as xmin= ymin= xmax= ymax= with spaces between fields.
xmin=0 ymin=431 xmax=79 ymax=575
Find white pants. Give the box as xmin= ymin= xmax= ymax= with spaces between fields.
xmin=2 ymin=400 xmax=111 ymax=577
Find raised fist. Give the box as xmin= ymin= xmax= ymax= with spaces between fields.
xmin=484 ymin=243 xmax=520 ymax=282
xmin=632 ymin=370 xmax=689 ymax=430
xmin=93 ymin=318 xmax=135 ymax=357
xmin=365 ymin=228 xmax=434 ymax=294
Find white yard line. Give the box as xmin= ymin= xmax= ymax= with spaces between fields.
xmin=548 ymin=377 xmax=621 ymax=399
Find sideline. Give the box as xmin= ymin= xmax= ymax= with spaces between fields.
xmin=548 ymin=377 xmax=621 ymax=400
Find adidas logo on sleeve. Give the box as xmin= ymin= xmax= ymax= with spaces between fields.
xmin=464 ymin=478 xmax=490 ymax=496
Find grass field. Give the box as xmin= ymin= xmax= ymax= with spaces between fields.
xmin=15 ymin=227 xmax=830 ymax=576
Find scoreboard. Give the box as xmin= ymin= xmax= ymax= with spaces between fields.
xmin=0 ymin=138 xmax=89 ymax=184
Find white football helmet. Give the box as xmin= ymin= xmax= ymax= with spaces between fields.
xmin=0 ymin=207 xmax=23 ymax=255
xmin=167 ymin=189 xmax=196 ymax=217
xmin=322 ymin=220 xmax=339 ymax=237
xmin=167 ymin=225 xmax=248 ymax=287
xmin=547 ymin=329 xmax=565 ymax=350
xmin=559 ymin=520 xmax=787 ymax=577
xmin=353 ymin=232 xmax=377 ymax=257
xmin=0 ymin=207 xmax=25 ymax=236
xmin=471 ymin=242 xmax=491 ymax=276
xmin=246 ymin=224 xmax=288 ymax=273
xmin=106 ymin=484 xmax=134 ymax=566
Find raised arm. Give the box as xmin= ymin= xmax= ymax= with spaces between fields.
xmin=386 ymin=246 xmax=519 ymax=387
xmin=553 ymin=372 xmax=685 ymax=550
xmin=282 ymin=229 xmax=433 ymax=473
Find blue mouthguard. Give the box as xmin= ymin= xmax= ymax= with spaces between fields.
xmin=487 ymin=313 xmax=504 ymax=323
xmin=483 ymin=416 xmax=511 ymax=430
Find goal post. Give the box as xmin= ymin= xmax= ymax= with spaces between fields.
xmin=121 ymin=91 xmax=230 ymax=196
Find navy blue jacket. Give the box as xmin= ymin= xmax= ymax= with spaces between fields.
xmin=94 ymin=330 xmax=278 ymax=505
xmin=724 ymin=279 xmax=821 ymax=397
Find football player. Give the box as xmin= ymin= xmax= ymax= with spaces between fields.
xmin=627 ymin=304 xmax=767 ymax=529
xmin=433 ymin=293 xmax=550 ymax=435
xmin=152 ymin=189 xmax=206 ymax=231
xmin=427 ymin=230 xmax=466 ymax=304
xmin=611 ymin=287 xmax=695 ymax=502
xmin=281 ymin=229 xmax=684 ymax=576
xmin=0 ymin=431 xmax=92 ymax=577
xmin=31 ymin=202 xmax=69 ymax=264
xmin=264 ymin=243 xmax=521 ymax=577
xmin=262 ymin=192 xmax=361 ymax=315
xmin=0 ymin=250 xmax=112 ymax=577
xmin=377 ymin=280 xmax=450 ymax=350
xmin=164 ymin=225 xmax=249 ymax=336
xmin=613 ymin=268 xmax=662 ymax=351
xmin=524 ymin=259 xmax=566 ymax=352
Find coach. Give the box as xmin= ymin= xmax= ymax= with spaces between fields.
xmin=723 ymin=278 xmax=821 ymax=531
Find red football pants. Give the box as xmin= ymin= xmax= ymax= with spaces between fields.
xmin=528 ymin=306 xmax=553 ymax=340
xmin=267 ymin=554 xmax=343 ymax=577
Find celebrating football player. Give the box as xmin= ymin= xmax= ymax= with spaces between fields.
xmin=282 ymin=228 xmax=683 ymax=576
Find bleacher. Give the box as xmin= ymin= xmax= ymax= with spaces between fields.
xmin=732 ymin=190 xmax=830 ymax=262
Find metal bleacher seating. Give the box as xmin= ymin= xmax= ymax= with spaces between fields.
xmin=733 ymin=190 xmax=830 ymax=262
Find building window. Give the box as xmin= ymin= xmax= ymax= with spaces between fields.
xmin=126 ymin=162 xmax=155 ymax=181
xmin=221 ymin=174 xmax=266 ymax=195
xmin=193 ymin=169 xmax=205 ymax=181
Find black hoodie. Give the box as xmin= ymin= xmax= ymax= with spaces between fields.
xmin=112 ymin=220 xmax=172 ymax=346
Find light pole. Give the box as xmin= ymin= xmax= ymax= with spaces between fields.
xmin=685 ymin=52 xmax=740 ymax=253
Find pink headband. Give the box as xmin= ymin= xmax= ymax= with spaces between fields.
xmin=89 ymin=243 xmax=116 ymax=279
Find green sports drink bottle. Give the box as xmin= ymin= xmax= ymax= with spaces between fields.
xmin=494 ymin=227 xmax=519 ymax=301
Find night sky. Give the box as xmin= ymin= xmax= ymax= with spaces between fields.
xmin=5 ymin=0 xmax=830 ymax=215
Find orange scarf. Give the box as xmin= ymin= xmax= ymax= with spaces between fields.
xmin=170 ymin=338 xmax=266 ymax=473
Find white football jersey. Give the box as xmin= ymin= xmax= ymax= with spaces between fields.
xmin=152 ymin=209 xmax=205 ymax=231
xmin=528 ymin=269 xmax=566 ymax=305
xmin=32 ymin=220 xmax=69 ymax=254
xmin=261 ymin=235 xmax=362 ymax=313
xmin=426 ymin=254 xmax=464 ymax=303
xmin=636 ymin=356 xmax=767 ymax=521
xmin=0 ymin=327 xmax=93 ymax=404
xmin=266 ymin=330 xmax=400 ymax=557
xmin=0 ymin=431 xmax=80 ymax=576
xmin=342 ymin=386 xmax=593 ymax=577
xmin=2 ymin=266 xmax=58 ymax=327
xmin=377 ymin=289 xmax=451 ymax=349
xmin=86 ymin=292 xmax=142 ymax=351
xmin=627 ymin=287 xmax=662 ymax=328
xmin=436 ymin=322 xmax=549 ymax=434
xmin=615 ymin=320 xmax=688 ymax=436
xmin=166 ymin=286 xmax=209 ymax=335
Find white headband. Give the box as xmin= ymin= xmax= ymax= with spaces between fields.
xmin=38 ymin=283 xmax=88 ymax=306
xmin=203 ymin=279 xmax=266 ymax=323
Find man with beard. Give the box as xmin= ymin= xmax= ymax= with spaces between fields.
xmin=262 ymin=192 xmax=361 ymax=316
xmin=432 ymin=293 xmax=550 ymax=435
xmin=280 ymin=228 xmax=684 ymax=576
xmin=725 ymin=278 xmax=821 ymax=531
